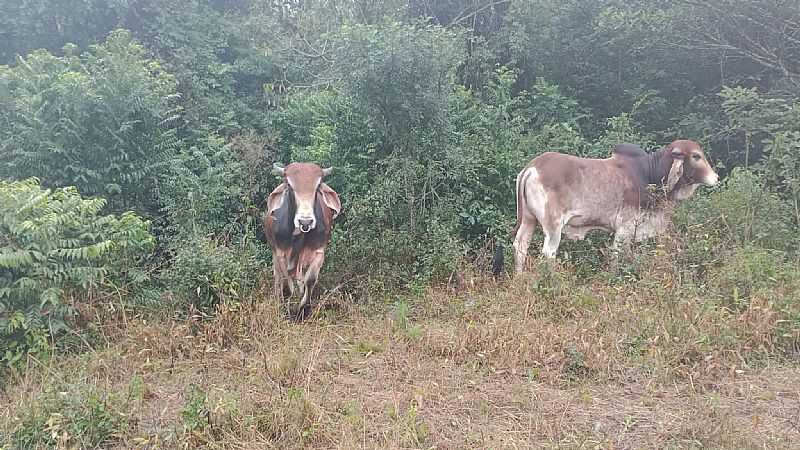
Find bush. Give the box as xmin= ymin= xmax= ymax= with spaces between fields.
xmin=708 ymin=246 xmax=797 ymax=305
xmin=676 ymin=168 xmax=798 ymax=265
xmin=158 ymin=134 xmax=258 ymax=240
xmin=0 ymin=29 xmax=181 ymax=213
xmin=0 ymin=178 xmax=155 ymax=368
xmin=160 ymin=235 xmax=265 ymax=311
xmin=267 ymin=21 xmax=473 ymax=290
xmin=154 ymin=132 xmax=270 ymax=310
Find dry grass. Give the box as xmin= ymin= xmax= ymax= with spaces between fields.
xmin=2 ymin=269 xmax=800 ymax=449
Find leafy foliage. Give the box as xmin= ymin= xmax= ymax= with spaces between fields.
xmin=0 ymin=0 xmax=124 ymax=63
xmin=716 ymin=87 xmax=800 ymax=223
xmin=675 ymin=168 xmax=799 ymax=276
xmin=0 ymin=0 xmax=798 ymax=308
xmin=0 ymin=178 xmax=155 ymax=367
xmin=708 ymin=246 xmax=797 ymax=305
xmin=270 ymin=21 xmax=473 ymax=288
xmin=0 ymin=29 xmax=181 ymax=213
xmin=154 ymin=133 xmax=270 ymax=310
xmin=160 ymin=235 xmax=264 ymax=311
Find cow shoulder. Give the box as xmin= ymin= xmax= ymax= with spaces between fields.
xmin=265 ymin=182 xmax=295 ymax=248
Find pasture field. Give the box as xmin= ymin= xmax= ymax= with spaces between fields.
xmin=3 ymin=251 xmax=799 ymax=450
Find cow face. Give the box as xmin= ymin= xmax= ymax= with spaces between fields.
xmin=666 ymin=140 xmax=719 ymax=200
xmin=272 ymin=162 xmax=333 ymax=233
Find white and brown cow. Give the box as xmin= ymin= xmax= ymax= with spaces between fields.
xmin=264 ymin=162 xmax=341 ymax=318
xmin=512 ymin=139 xmax=719 ymax=272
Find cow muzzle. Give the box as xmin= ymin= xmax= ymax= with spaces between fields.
xmin=704 ymin=171 xmax=719 ymax=186
xmin=295 ymin=216 xmax=316 ymax=233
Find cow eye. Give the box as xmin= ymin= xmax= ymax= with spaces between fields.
xmin=692 ymin=154 xmax=701 ymax=161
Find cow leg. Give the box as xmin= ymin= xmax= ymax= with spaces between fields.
xmin=273 ymin=264 xmax=283 ymax=299
xmin=272 ymin=250 xmax=293 ymax=303
xmin=297 ymin=249 xmax=325 ymax=320
xmin=541 ymin=216 xmax=565 ymax=259
xmin=611 ymin=221 xmax=636 ymax=254
xmin=513 ymin=215 xmax=538 ymax=272
xmin=612 ymin=234 xmax=631 ymax=253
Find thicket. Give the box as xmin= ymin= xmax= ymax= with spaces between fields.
xmin=1 ymin=0 xmax=799 ymax=369
xmin=0 ymin=178 xmax=154 ymax=368
xmin=0 ymin=30 xmax=181 ymax=214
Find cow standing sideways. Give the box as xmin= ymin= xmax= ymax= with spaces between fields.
xmin=512 ymin=139 xmax=719 ymax=272
xmin=263 ymin=162 xmax=341 ymax=318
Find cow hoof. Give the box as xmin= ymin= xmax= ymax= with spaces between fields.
xmin=286 ymin=303 xmax=313 ymax=322
xmin=298 ymin=303 xmax=313 ymax=321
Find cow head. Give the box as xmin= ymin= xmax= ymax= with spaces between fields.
xmin=665 ymin=139 xmax=719 ymax=201
xmin=271 ymin=162 xmax=340 ymax=233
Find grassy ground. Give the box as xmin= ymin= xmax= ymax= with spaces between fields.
xmin=2 ymin=258 xmax=800 ymax=449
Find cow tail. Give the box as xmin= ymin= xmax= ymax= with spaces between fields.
xmin=491 ymin=241 xmax=504 ymax=277
xmin=492 ymin=168 xmax=527 ymax=277
xmin=512 ymin=168 xmax=526 ymax=240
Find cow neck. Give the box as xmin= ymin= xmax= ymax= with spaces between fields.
xmin=645 ymin=146 xmax=673 ymax=187
xmin=637 ymin=146 xmax=681 ymax=211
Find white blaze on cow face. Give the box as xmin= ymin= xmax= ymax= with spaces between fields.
xmin=273 ymin=162 xmax=333 ymax=234
xmin=286 ymin=176 xmax=322 ymax=233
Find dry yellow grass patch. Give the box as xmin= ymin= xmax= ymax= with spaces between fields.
xmin=2 ymin=273 xmax=799 ymax=449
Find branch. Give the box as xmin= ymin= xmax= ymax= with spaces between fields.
xmin=448 ymin=0 xmax=511 ymax=29
xmin=673 ymin=0 xmax=800 ymax=81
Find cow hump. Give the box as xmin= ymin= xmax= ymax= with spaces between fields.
xmin=612 ymin=143 xmax=647 ymax=159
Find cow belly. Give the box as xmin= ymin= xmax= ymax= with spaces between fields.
xmin=562 ymin=213 xmax=613 ymax=240
xmin=563 ymin=224 xmax=611 ymax=240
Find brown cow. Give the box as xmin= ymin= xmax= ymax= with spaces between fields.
xmin=263 ymin=162 xmax=341 ymax=318
xmin=512 ymin=139 xmax=719 ymax=272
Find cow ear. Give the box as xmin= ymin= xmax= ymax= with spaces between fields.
xmin=267 ymin=183 xmax=287 ymax=214
xmin=666 ymin=158 xmax=684 ymax=192
xmin=319 ymin=183 xmax=341 ymax=219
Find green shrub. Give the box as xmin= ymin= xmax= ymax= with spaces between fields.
xmin=709 ymin=246 xmax=796 ymax=305
xmin=268 ymin=21 xmax=474 ymax=290
xmin=0 ymin=178 xmax=155 ymax=368
xmin=160 ymin=235 xmax=264 ymax=311
xmin=154 ymin=133 xmax=270 ymax=310
xmin=763 ymin=131 xmax=800 ymax=220
xmin=158 ymin=134 xmax=259 ymax=240
xmin=0 ymin=29 xmax=181 ymax=213
xmin=181 ymin=385 xmax=211 ymax=434
xmin=676 ymin=168 xmax=798 ymax=265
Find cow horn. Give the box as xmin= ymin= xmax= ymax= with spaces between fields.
xmin=322 ymin=167 xmax=333 ymax=177
xmin=272 ymin=163 xmax=285 ymax=176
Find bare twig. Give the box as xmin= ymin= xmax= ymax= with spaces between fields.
xmin=448 ymin=0 xmax=511 ymax=29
